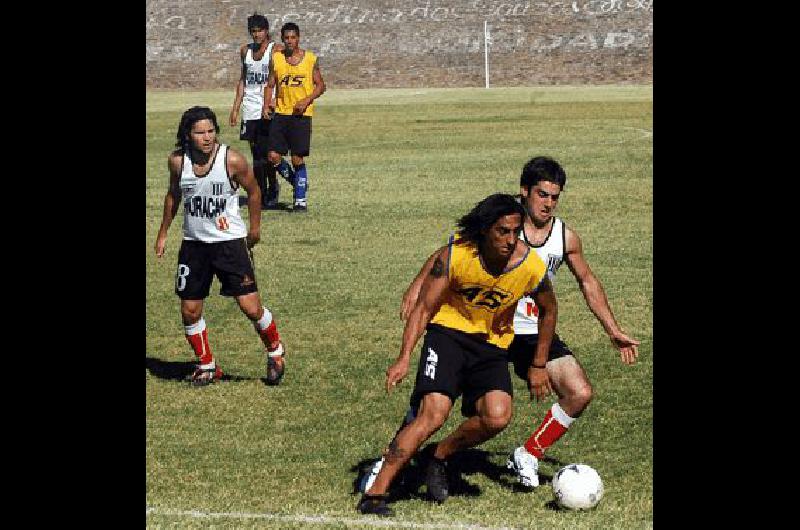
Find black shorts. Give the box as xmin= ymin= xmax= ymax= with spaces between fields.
xmin=409 ymin=324 xmax=513 ymax=418
xmin=239 ymin=119 xmax=270 ymax=159
xmin=507 ymin=333 xmax=574 ymax=381
xmin=266 ymin=114 xmax=311 ymax=157
xmin=175 ymin=238 xmax=258 ymax=300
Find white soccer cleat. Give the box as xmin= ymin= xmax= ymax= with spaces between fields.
xmin=359 ymin=457 xmax=384 ymax=493
xmin=506 ymin=446 xmax=540 ymax=488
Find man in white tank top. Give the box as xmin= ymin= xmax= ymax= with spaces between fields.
xmin=501 ymin=156 xmax=639 ymax=488
xmin=155 ymin=106 xmax=287 ymax=387
xmin=359 ymin=157 xmax=640 ymax=495
xmin=229 ymin=14 xmax=284 ymax=210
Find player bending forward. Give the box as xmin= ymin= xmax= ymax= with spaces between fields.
xmin=357 ymin=194 xmax=557 ymax=516
xmin=155 ymin=106 xmax=286 ymax=386
xmin=389 ymin=157 xmax=640 ymax=489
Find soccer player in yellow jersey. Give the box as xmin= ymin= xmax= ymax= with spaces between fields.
xmin=395 ymin=157 xmax=640 ymax=490
xmin=357 ymin=194 xmax=558 ymax=516
xmin=263 ymin=22 xmax=325 ymax=212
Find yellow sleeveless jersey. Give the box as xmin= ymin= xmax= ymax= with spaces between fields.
xmin=272 ymin=50 xmax=317 ymax=117
xmin=430 ymin=236 xmax=548 ymax=349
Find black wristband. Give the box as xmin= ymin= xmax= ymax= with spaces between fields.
xmin=532 ymin=363 xmax=547 ymax=369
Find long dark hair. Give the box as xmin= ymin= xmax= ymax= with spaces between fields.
xmin=175 ymin=106 xmax=220 ymax=155
xmin=456 ymin=193 xmax=526 ymax=244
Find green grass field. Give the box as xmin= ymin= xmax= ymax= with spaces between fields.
xmin=146 ymin=86 xmax=652 ymax=529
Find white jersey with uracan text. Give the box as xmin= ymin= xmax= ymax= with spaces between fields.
xmin=179 ymin=144 xmax=248 ymax=242
xmin=241 ymin=42 xmax=275 ymax=121
xmin=513 ymin=217 xmax=566 ymax=335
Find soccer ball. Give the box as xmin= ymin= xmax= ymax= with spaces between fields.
xmin=552 ymin=464 xmax=604 ymax=510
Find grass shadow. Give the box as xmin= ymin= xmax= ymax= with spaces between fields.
xmin=238 ymin=195 xmax=293 ymax=212
xmin=145 ymin=356 xmax=253 ymax=383
xmin=350 ymin=448 xmax=568 ymax=504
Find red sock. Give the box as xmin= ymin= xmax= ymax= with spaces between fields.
xmin=185 ymin=319 xmax=213 ymax=365
xmin=523 ymin=403 xmax=573 ymax=459
xmin=254 ymin=307 xmax=281 ymax=350
xmin=259 ymin=321 xmax=281 ymax=348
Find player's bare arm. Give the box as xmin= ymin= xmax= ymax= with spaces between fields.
xmin=400 ymin=246 xmax=446 ymax=320
xmin=528 ymin=276 xmax=557 ymax=400
xmin=564 ymin=227 xmax=639 ymax=364
xmin=386 ymin=247 xmax=450 ymax=393
xmin=293 ymin=61 xmax=326 ymax=115
xmin=227 ymin=148 xmax=261 ymax=248
xmin=155 ymin=153 xmax=184 ymax=258
xmin=263 ymin=63 xmax=276 ymax=119
xmin=230 ymin=45 xmax=249 ymax=126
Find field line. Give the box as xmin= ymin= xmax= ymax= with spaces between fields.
xmin=146 ymin=506 xmax=519 ymax=529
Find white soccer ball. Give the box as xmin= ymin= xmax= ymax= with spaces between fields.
xmin=552 ymin=464 xmax=604 ymax=510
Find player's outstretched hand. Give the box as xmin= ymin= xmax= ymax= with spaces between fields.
xmin=229 ymin=109 xmax=239 ymax=127
xmin=385 ymin=358 xmax=410 ymax=394
xmin=527 ymin=366 xmax=553 ymax=401
xmin=610 ymin=330 xmax=640 ymax=365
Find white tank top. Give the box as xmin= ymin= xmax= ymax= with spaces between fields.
xmin=241 ymin=42 xmax=274 ymax=121
xmin=179 ymin=144 xmax=247 ymax=242
xmin=513 ymin=217 xmax=566 ymax=334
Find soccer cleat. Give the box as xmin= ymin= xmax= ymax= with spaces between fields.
xmin=190 ymin=365 xmax=223 ymax=387
xmin=506 ymin=446 xmax=540 ymax=488
xmin=424 ymin=455 xmax=449 ymax=503
xmin=292 ymin=203 xmax=307 ymax=213
xmin=356 ymin=494 xmax=393 ymax=517
xmin=265 ymin=342 xmax=285 ymax=385
xmin=358 ymin=457 xmax=385 ymax=494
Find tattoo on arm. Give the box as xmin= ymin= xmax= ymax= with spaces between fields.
xmin=430 ymin=256 xmax=444 ymax=278
xmin=385 ymin=439 xmax=409 ymax=464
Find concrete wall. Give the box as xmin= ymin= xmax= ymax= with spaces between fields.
xmin=146 ymin=0 xmax=652 ymax=89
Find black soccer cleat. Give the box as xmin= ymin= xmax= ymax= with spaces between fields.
xmin=292 ymin=203 xmax=307 ymax=213
xmin=356 ymin=494 xmax=393 ymax=517
xmin=425 ymin=455 xmax=449 ymax=504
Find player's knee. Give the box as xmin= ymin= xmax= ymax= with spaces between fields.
xmin=480 ymin=402 xmax=512 ymax=433
xmin=239 ymin=302 xmax=262 ymax=321
xmin=180 ymin=306 xmax=202 ymax=324
xmin=417 ymin=405 xmax=449 ymax=433
xmin=234 ymin=293 xmax=262 ymax=320
xmin=574 ymin=382 xmax=594 ymax=409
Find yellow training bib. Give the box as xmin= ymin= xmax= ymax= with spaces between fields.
xmin=272 ymin=50 xmax=317 ymax=117
xmin=431 ymin=236 xmax=547 ymax=349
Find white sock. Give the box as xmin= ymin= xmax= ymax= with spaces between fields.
xmin=551 ymin=402 xmax=576 ymax=428
xmin=184 ymin=317 xmax=206 ymax=336
xmin=254 ymin=307 xmax=273 ymax=331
